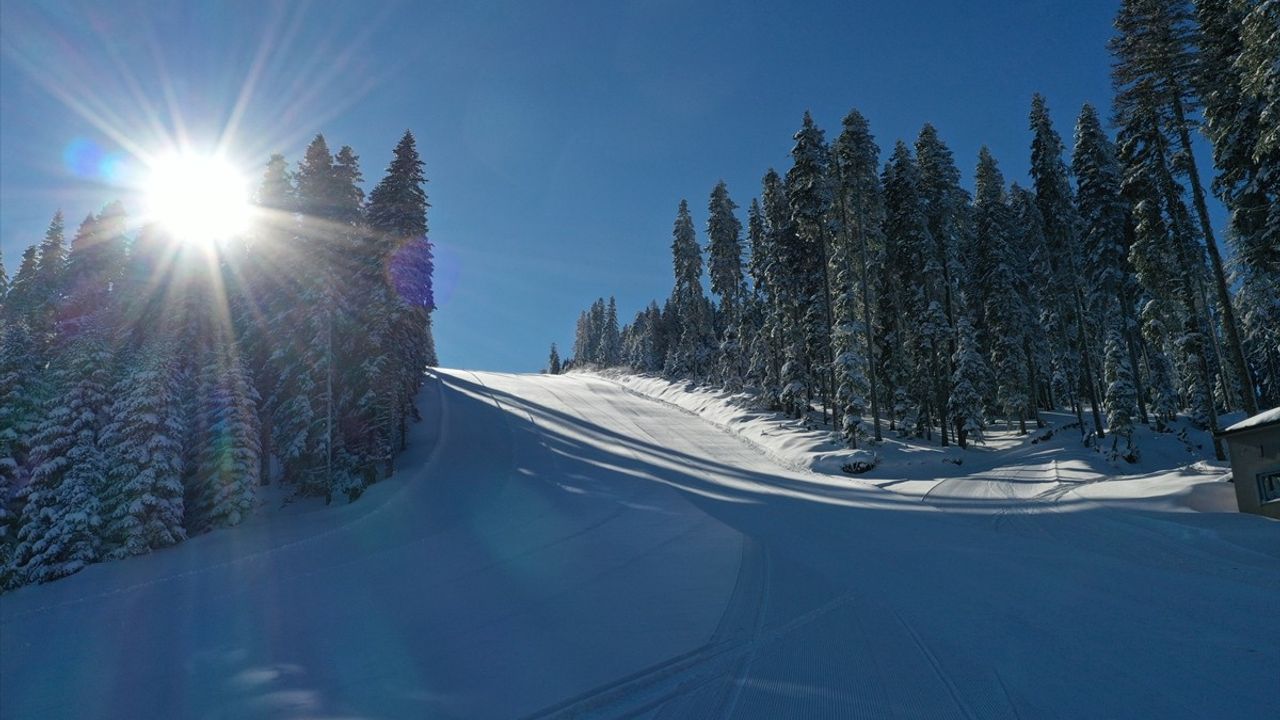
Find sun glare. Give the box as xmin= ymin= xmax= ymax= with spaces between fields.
xmin=143 ymin=153 xmax=251 ymax=244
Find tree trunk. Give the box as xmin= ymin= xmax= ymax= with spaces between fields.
xmin=1120 ymin=298 xmax=1149 ymax=424
xmin=1073 ymin=286 xmax=1105 ymax=438
xmin=259 ymin=410 xmax=273 ymax=485
xmin=1170 ymin=92 xmax=1257 ymax=415
xmin=817 ymin=223 xmax=837 ymax=431
xmin=854 ymin=200 xmax=882 ymax=442
xmin=933 ymin=340 xmax=950 ymax=446
xmin=1023 ymin=335 xmax=1044 ymax=428
xmin=322 ymin=308 xmax=334 ymax=504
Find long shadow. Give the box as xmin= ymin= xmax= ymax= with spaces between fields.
xmin=443 ymin=373 xmax=915 ymax=509
xmin=442 ymin=368 xmax=1280 ymax=576
xmin=439 ymin=372 xmax=1114 ymax=526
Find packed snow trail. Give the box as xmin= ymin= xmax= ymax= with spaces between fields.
xmin=2 ymin=371 xmax=1278 ymax=719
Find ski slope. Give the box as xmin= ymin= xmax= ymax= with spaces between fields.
xmin=2 ymin=370 xmax=1278 ymax=719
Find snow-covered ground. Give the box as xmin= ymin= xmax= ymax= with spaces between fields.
xmin=2 ymin=370 xmax=1277 ymax=719
xmin=597 ymin=369 xmax=1241 ymax=513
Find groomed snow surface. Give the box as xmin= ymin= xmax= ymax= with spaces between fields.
xmin=2 ymin=370 xmax=1277 ymax=719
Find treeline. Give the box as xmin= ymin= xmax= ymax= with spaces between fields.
xmin=0 ymin=130 xmax=437 ymax=588
xmin=571 ymin=297 xmax=622 ymax=368
xmin=562 ymin=0 xmax=1279 ymax=460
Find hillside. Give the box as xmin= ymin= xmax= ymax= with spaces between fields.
xmin=2 ymin=370 xmax=1277 ymax=719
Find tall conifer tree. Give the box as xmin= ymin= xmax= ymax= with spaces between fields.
xmin=1111 ymin=0 xmax=1257 ymax=414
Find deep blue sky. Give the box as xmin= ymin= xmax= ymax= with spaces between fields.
xmin=0 ymin=1 xmax=1220 ymax=372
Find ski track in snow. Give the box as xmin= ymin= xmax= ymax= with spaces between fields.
xmin=2 ymin=370 xmax=1278 ymax=719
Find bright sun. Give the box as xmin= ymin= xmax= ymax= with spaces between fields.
xmin=143 ymin=152 xmax=251 ymax=244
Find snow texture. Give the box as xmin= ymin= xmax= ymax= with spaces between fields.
xmin=2 ymin=370 xmax=1277 ymax=719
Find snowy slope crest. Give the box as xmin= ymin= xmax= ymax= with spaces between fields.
xmin=593 ymin=370 xmax=1242 ymax=515
xmin=590 ymin=370 xmax=880 ymax=476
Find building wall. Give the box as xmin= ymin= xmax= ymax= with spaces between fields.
xmin=1226 ymin=427 xmax=1280 ymax=519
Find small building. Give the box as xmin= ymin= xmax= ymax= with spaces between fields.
xmin=1219 ymin=407 xmax=1280 ymax=519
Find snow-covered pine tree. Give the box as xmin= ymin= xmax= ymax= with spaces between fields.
xmin=905 ymin=132 xmax=957 ymax=444
xmin=1237 ymin=0 xmax=1279 ymax=163
xmin=786 ymin=112 xmax=837 ymax=425
xmin=236 ymin=152 xmax=295 ymax=482
xmin=1234 ymin=264 xmax=1280 ymax=407
xmin=373 ymin=131 xmax=437 ymax=387
xmin=668 ymin=200 xmax=715 ymax=379
xmin=65 ymin=204 xmax=129 ymax=314
xmin=572 ymin=309 xmax=590 ymax=364
xmin=706 ymin=181 xmax=747 ymax=390
xmin=276 ymin=135 xmax=375 ymax=499
xmin=270 ymin=134 xmax=333 ymax=491
xmin=1129 ymin=190 xmax=1193 ymax=433
xmin=1116 ymin=82 xmax=1224 ymax=456
xmin=1224 ymin=0 xmax=1279 ymax=403
xmin=1074 ymin=104 xmax=1129 ymax=323
xmin=11 ymin=199 xmax=137 ymax=582
xmin=880 ymin=141 xmax=930 ymax=435
xmin=11 ymin=319 xmax=112 ymax=585
xmin=949 ymin=316 xmax=989 ymax=449
xmin=548 ymin=343 xmax=562 ymax=374
xmin=33 ymin=211 xmax=66 ymax=300
xmin=3 ymin=246 xmax=39 ymax=323
xmin=1195 ymin=0 xmax=1279 ymax=282
xmin=1141 ymin=300 xmax=1183 ymax=430
xmin=0 ymin=323 xmax=39 ymax=582
xmin=914 ymin=298 xmax=950 ymax=440
xmin=914 ymin=125 xmax=969 ymax=423
xmin=26 ymin=212 xmax=68 ymax=354
xmin=624 ymin=301 xmax=665 ymax=373
xmin=831 ymin=109 xmax=884 ymax=443
xmin=1073 ymin=103 xmax=1151 ymax=425
xmin=973 ymin=148 xmax=1032 ymax=433
xmin=588 ymin=301 xmax=600 ymax=364
xmin=0 ymin=249 xmax=8 ymax=311
xmin=603 ymin=297 xmax=621 ymax=366
xmin=1229 ymin=0 xmax=1280 ymax=411
xmin=1029 ymin=94 xmax=1106 ymax=439
xmin=186 ymin=348 xmax=262 ymax=531
xmin=1103 ymin=327 xmax=1138 ymax=460
xmin=1111 ymin=0 xmax=1257 ymax=415
xmin=760 ymin=170 xmax=807 ymax=417
xmin=1008 ymin=186 xmax=1052 ymax=424
xmin=647 ymin=302 xmax=666 ymax=372
xmin=99 ymin=344 xmax=186 ymax=559
xmin=746 ymin=194 xmax=782 ymax=402
xmin=326 ymin=144 xmax=368 ymax=500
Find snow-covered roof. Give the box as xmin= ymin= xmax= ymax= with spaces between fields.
xmin=1221 ymin=406 xmax=1280 ymax=435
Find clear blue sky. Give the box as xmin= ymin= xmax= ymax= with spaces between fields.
xmin=0 ymin=1 xmax=1222 ymax=372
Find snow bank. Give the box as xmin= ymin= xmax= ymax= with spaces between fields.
xmin=587 ymin=371 xmax=880 ymax=477
xmin=591 ymin=371 xmax=1246 ymax=517
xmin=1064 ymin=463 xmax=1239 ymax=513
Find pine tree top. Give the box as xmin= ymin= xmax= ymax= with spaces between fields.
xmin=256 ymin=153 xmax=296 ymax=211
xmin=833 ymin=109 xmax=882 ymax=191
xmin=368 ymin=130 xmax=428 ymax=238
xmin=1110 ymin=0 xmax=1201 ymax=121
xmin=975 ymin=147 xmax=1006 ymax=206
xmin=35 ymin=211 xmax=67 ymax=284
